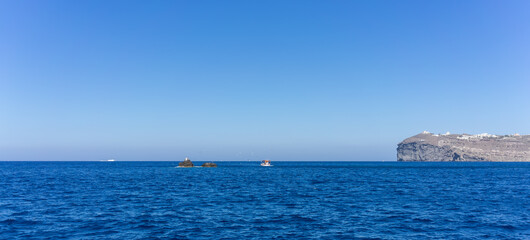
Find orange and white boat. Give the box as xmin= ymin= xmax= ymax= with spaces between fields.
xmin=260 ymin=160 xmax=272 ymax=167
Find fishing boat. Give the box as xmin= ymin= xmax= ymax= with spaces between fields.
xmin=260 ymin=160 xmax=272 ymax=167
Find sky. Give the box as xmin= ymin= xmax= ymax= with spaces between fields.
xmin=1 ymin=0 xmax=529 ymax=161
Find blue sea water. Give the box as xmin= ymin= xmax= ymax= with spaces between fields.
xmin=0 ymin=161 xmax=529 ymax=240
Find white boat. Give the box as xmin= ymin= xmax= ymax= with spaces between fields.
xmin=260 ymin=160 xmax=272 ymax=167
xmin=107 ymin=159 xmax=115 ymax=162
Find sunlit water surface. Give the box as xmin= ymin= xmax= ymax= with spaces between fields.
xmin=0 ymin=161 xmax=529 ymax=239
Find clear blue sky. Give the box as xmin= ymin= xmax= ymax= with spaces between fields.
xmin=1 ymin=1 xmax=529 ymax=161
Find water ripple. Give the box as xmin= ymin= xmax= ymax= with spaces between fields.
xmin=0 ymin=161 xmax=529 ymax=239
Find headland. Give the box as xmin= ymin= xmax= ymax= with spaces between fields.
xmin=397 ymin=131 xmax=530 ymax=162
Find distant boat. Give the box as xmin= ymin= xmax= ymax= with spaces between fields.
xmin=260 ymin=160 xmax=272 ymax=167
xmin=99 ymin=159 xmax=116 ymax=162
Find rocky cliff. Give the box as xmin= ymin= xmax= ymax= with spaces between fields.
xmin=397 ymin=131 xmax=530 ymax=162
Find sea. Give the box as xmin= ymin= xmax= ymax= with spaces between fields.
xmin=0 ymin=161 xmax=529 ymax=239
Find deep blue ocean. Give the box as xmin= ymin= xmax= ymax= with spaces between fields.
xmin=0 ymin=161 xmax=529 ymax=239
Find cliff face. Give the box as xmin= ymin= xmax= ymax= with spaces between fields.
xmin=397 ymin=132 xmax=530 ymax=162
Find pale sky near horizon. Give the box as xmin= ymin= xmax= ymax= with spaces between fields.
xmin=1 ymin=0 xmax=529 ymax=161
